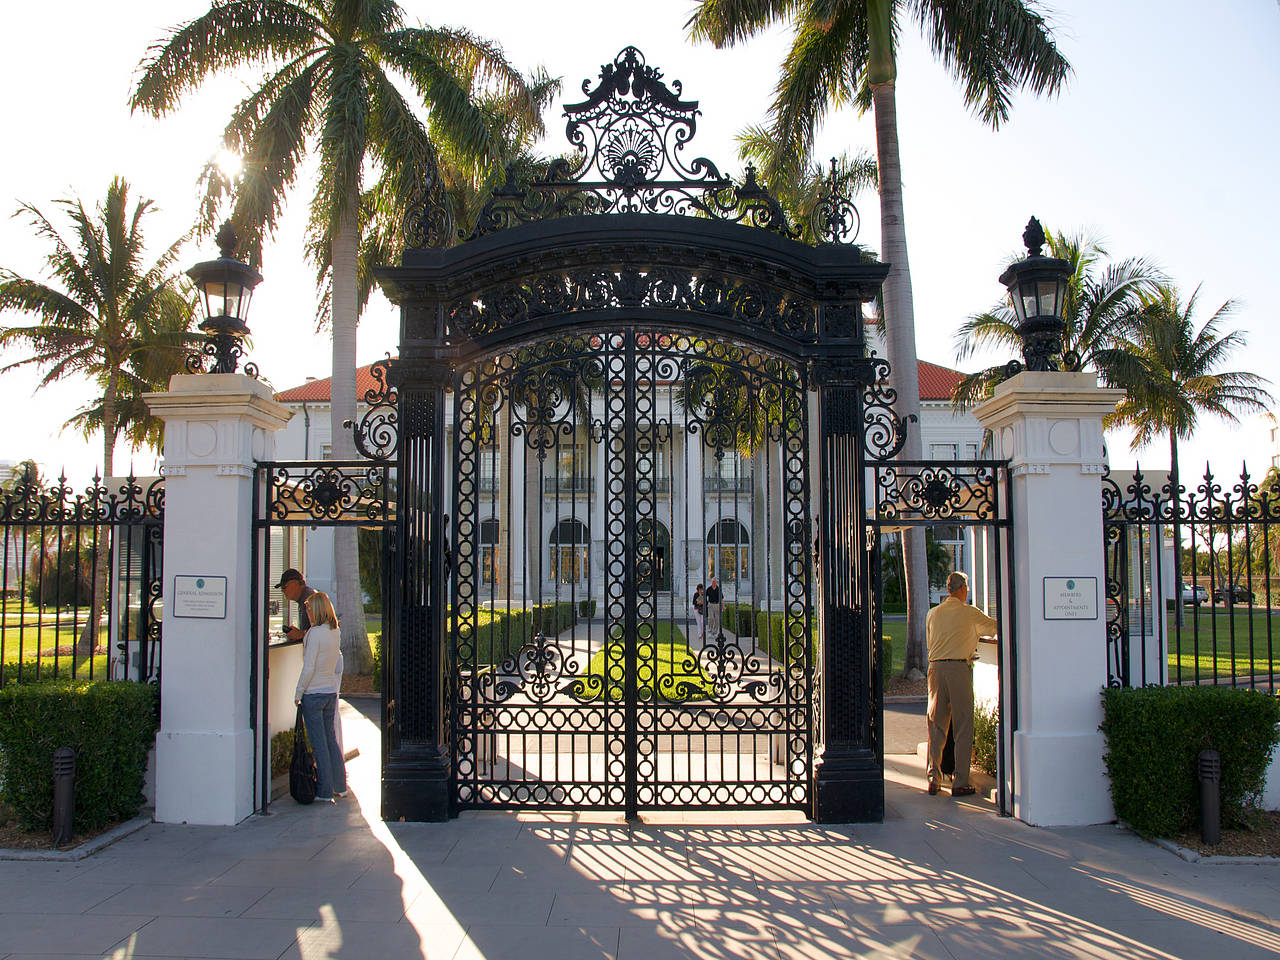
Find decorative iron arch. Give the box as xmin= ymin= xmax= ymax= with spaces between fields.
xmin=372 ymin=46 xmax=909 ymax=825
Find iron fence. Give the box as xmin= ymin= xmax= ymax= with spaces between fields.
xmin=0 ymin=470 xmax=163 ymax=686
xmin=1103 ymin=463 xmax=1279 ymax=692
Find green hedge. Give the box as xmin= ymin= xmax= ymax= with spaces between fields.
xmin=0 ymin=680 xmax=159 ymax=832
xmin=578 ymin=599 xmax=597 ymax=619
xmin=469 ymin=603 xmax=577 ymax=666
xmin=721 ymin=602 xmax=756 ymax=638
xmin=1100 ymin=685 xmax=1280 ymax=837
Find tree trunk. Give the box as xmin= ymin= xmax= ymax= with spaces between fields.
xmin=330 ymin=198 xmax=373 ymax=674
xmin=1171 ymin=430 xmax=1185 ymax=628
xmin=78 ymin=384 xmax=116 ymax=659
xmin=871 ymin=81 xmax=928 ymax=675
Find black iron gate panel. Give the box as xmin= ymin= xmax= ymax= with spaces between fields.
xmin=250 ymin=459 xmax=396 ymax=812
xmin=1103 ymin=463 xmax=1280 ymax=692
xmin=866 ymin=458 xmax=1016 ymax=815
xmin=450 ymin=331 xmax=814 ymax=814
xmin=0 ymin=470 xmax=163 ymax=687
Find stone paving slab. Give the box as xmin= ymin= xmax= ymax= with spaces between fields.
xmin=3 ymin=701 xmax=1280 ymax=960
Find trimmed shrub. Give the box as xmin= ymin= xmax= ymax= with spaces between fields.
xmin=1100 ymin=685 xmax=1280 ymax=837
xmin=0 ymin=680 xmax=159 ymax=832
xmin=722 ymin=603 xmax=757 ymax=637
xmin=469 ymin=603 xmax=578 ymax=666
xmin=972 ymin=702 xmax=998 ymax=776
xmin=578 ymin=599 xmax=597 ymax=619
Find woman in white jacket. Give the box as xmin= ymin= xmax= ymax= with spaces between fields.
xmin=294 ymin=591 xmax=346 ymax=802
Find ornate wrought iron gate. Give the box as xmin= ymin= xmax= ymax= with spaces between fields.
xmin=373 ymin=46 xmax=896 ymax=821
xmin=866 ymin=454 xmax=1016 ymax=814
xmin=449 ymin=332 xmax=814 ymax=812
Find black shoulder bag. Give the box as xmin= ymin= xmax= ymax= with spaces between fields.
xmin=289 ymin=706 xmax=318 ymax=804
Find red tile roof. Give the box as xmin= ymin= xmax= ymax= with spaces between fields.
xmin=917 ymin=359 xmax=965 ymax=402
xmin=277 ymin=357 xmax=967 ymax=404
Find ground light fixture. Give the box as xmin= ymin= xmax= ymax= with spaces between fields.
xmin=999 ymin=216 xmax=1074 ymax=374
xmin=186 ymin=221 xmax=263 ymax=376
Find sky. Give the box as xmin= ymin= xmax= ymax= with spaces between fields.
xmin=1 ymin=0 xmax=1278 ymax=487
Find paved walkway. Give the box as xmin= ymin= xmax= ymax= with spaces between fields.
xmin=2 ymin=703 xmax=1278 ymax=960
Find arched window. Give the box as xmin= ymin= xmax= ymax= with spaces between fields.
xmin=479 ymin=518 xmax=500 ymax=585
xmin=549 ymin=518 xmax=590 ymax=585
xmin=706 ymin=519 xmax=749 ymax=581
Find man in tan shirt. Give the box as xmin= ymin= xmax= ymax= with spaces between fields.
xmin=925 ymin=570 xmax=997 ymax=796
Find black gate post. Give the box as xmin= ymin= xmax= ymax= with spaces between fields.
xmin=383 ymin=357 xmax=453 ymax=821
xmin=811 ymin=350 xmax=882 ymax=822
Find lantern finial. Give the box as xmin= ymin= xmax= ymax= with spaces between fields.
xmin=215 ymin=221 xmax=239 ymax=259
xmin=1022 ymin=217 xmax=1046 ymax=258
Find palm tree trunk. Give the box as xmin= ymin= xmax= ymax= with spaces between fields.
xmin=1171 ymin=430 xmax=1185 ymax=628
xmin=78 ymin=385 xmax=116 ymax=659
xmin=330 ymin=198 xmax=372 ymax=674
xmin=871 ymin=81 xmax=928 ymax=675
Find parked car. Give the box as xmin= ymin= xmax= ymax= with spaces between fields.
xmin=1212 ymin=583 xmax=1254 ymax=604
xmin=1181 ymin=584 xmax=1209 ymax=606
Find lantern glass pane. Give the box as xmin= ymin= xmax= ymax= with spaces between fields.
xmin=205 ymin=280 xmax=228 ymax=318
xmin=1038 ymin=280 xmax=1060 ymax=318
xmin=223 ymin=283 xmax=243 ymax=320
xmin=1020 ymin=288 xmax=1037 ymax=322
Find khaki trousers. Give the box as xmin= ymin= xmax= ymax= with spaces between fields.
xmin=926 ymin=660 xmax=974 ymax=789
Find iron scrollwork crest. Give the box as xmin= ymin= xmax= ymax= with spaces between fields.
xmin=469 ymin=47 xmax=800 ymax=238
xmin=346 ymin=356 xmax=399 ymax=461
xmin=447 ymin=267 xmax=818 ymax=343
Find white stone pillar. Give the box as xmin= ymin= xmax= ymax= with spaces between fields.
xmin=975 ymin=371 xmax=1124 ymax=826
xmin=144 ymin=374 xmax=293 ymax=825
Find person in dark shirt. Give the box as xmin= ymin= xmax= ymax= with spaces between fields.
xmin=705 ymin=577 xmax=723 ymax=637
xmin=277 ymin=568 xmax=316 ymax=642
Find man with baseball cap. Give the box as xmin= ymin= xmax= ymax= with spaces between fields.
xmin=277 ymin=568 xmax=315 ymax=642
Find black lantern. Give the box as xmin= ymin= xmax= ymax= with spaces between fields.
xmin=186 ymin=221 xmax=262 ymax=375
xmin=999 ymin=217 xmax=1072 ymax=373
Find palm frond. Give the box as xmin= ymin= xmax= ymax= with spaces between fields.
xmin=132 ymin=0 xmax=324 ymax=116
xmin=685 ymin=0 xmax=800 ymax=46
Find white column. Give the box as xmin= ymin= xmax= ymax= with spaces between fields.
xmin=144 ymin=374 xmax=293 ymax=825
xmin=975 ymin=371 xmax=1125 ymax=827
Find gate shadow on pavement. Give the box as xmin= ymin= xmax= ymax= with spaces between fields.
xmin=35 ymin=698 xmax=1280 ymax=960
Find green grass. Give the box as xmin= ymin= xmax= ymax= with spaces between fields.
xmin=1166 ymin=609 xmax=1280 ymax=680
xmin=881 ymin=621 xmax=907 ymax=680
xmin=582 ymin=623 xmax=716 ymax=701
xmin=1 ymin=612 xmax=107 ymax=655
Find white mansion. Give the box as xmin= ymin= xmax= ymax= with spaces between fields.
xmin=270 ymin=335 xmax=987 ymax=613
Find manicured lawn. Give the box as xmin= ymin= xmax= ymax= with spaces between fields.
xmin=1166 ymin=608 xmax=1280 ymax=681
xmin=1 ymin=605 xmax=109 ymax=664
xmin=583 ymin=623 xmax=715 ymax=701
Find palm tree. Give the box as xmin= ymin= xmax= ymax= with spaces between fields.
xmin=1113 ymin=284 xmax=1273 ymax=623
xmin=952 ymin=229 xmax=1163 ymax=409
xmin=132 ymin=0 xmax=541 ymax=672
xmin=1250 ymin=467 xmax=1280 ymax=582
xmin=1113 ymin=284 xmax=1272 ymax=498
xmin=688 ymin=0 xmax=1071 ymax=675
xmin=0 ymin=177 xmax=194 ymax=653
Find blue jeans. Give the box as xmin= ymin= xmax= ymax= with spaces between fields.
xmin=300 ymin=692 xmax=346 ymax=799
